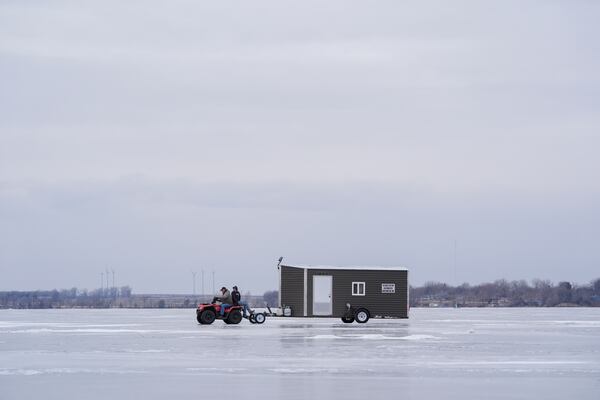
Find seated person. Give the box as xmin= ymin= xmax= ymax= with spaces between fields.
xmin=232 ymin=285 xmax=252 ymax=318
xmin=214 ymin=286 xmax=233 ymax=317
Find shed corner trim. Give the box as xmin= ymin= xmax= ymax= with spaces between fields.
xmin=303 ymin=268 xmax=307 ymax=317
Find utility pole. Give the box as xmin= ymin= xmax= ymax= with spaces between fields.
xmin=212 ymin=270 xmax=215 ymax=294
xmin=106 ymin=268 xmax=109 ymax=291
xmin=101 ymin=272 xmax=104 ymax=291
xmin=453 ymin=239 xmax=458 ymax=308
xmin=111 ymin=269 xmax=115 ymax=299
xmin=454 ymin=239 xmax=458 ymax=286
xmin=201 ymin=269 xmax=205 ymax=297
xmin=192 ymin=271 xmax=197 ymax=296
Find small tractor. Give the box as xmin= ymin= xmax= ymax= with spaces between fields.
xmin=196 ymin=302 xmax=243 ymax=325
xmin=196 ymin=300 xmax=266 ymax=325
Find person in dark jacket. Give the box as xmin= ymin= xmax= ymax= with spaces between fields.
xmin=232 ymin=286 xmax=251 ymax=318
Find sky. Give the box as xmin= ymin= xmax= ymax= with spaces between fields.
xmin=1 ymin=0 xmax=599 ymax=294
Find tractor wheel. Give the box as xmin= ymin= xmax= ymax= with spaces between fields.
xmin=341 ymin=316 xmax=354 ymax=323
xmin=253 ymin=313 xmax=266 ymax=324
xmin=248 ymin=314 xmax=256 ymax=324
xmin=227 ymin=310 xmax=243 ymax=325
xmin=198 ymin=309 xmax=216 ymax=325
xmin=355 ymin=308 xmax=370 ymax=324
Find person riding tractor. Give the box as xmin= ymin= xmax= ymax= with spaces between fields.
xmin=213 ymin=287 xmax=233 ymax=318
xmin=198 ymin=287 xmax=243 ymax=325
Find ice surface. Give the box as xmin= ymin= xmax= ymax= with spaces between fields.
xmin=1 ymin=308 xmax=599 ymax=399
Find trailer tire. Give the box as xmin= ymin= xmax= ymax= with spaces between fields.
xmin=198 ymin=309 xmax=216 ymax=325
xmin=341 ymin=316 xmax=354 ymax=323
xmin=355 ymin=308 xmax=370 ymax=324
xmin=248 ymin=314 xmax=256 ymax=324
xmin=253 ymin=313 xmax=266 ymax=324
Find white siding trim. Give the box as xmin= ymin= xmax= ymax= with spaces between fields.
xmin=284 ymin=264 xmax=407 ymax=271
xmin=303 ymin=268 xmax=308 ymax=316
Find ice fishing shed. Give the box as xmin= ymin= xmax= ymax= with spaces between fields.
xmin=278 ymin=264 xmax=409 ymax=319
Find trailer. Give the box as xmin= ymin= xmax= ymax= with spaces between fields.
xmin=278 ymin=263 xmax=409 ymax=323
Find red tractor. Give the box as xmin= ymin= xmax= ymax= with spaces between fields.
xmin=196 ymin=302 xmax=243 ymax=325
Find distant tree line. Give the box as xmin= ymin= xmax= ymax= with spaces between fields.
xmin=0 ymin=287 xmax=133 ymax=309
xmin=410 ymin=278 xmax=600 ymax=307
xmin=0 ymin=287 xmax=280 ymax=309
xmin=262 ymin=290 xmax=278 ymax=307
xmin=4 ymin=279 xmax=598 ymax=309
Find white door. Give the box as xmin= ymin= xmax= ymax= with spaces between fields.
xmin=313 ymin=275 xmax=332 ymax=315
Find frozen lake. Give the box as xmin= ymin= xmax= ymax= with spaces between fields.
xmin=1 ymin=308 xmax=599 ymax=399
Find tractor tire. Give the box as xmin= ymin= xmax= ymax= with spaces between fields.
xmin=355 ymin=308 xmax=370 ymax=324
xmin=227 ymin=310 xmax=243 ymax=325
xmin=248 ymin=314 xmax=256 ymax=324
xmin=341 ymin=316 xmax=354 ymax=323
xmin=253 ymin=313 xmax=266 ymax=324
xmin=198 ymin=309 xmax=216 ymax=325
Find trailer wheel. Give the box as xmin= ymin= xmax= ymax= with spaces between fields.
xmin=253 ymin=313 xmax=266 ymax=324
xmin=227 ymin=310 xmax=243 ymax=325
xmin=341 ymin=316 xmax=354 ymax=323
xmin=355 ymin=308 xmax=370 ymax=324
xmin=198 ymin=309 xmax=216 ymax=325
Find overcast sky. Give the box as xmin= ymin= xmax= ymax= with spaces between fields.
xmin=1 ymin=1 xmax=599 ymax=294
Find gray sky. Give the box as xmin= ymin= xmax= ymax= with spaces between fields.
xmin=1 ymin=0 xmax=599 ymax=294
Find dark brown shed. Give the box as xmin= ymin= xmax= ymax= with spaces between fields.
xmin=279 ymin=264 xmax=409 ymax=319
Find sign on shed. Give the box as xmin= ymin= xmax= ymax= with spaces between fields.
xmin=381 ymin=283 xmax=396 ymax=293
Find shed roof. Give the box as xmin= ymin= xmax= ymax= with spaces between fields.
xmin=281 ymin=264 xmax=408 ymax=271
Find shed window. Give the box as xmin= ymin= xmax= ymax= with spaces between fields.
xmin=352 ymin=282 xmax=365 ymax=296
